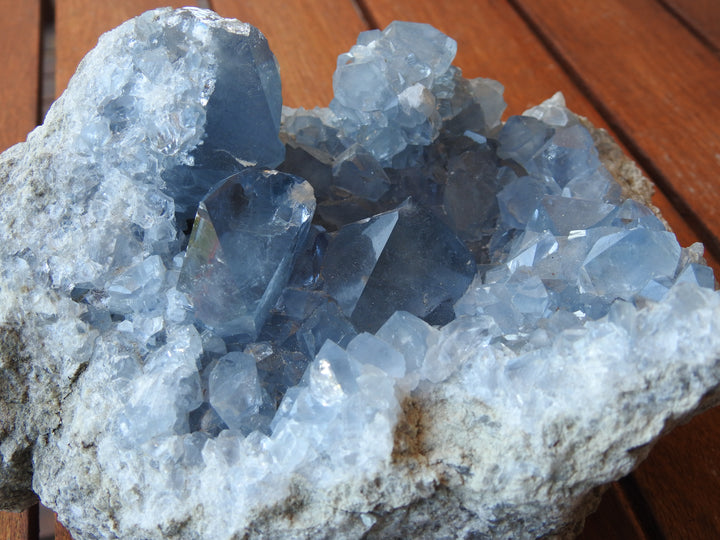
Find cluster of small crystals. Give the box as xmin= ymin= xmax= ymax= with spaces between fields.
xmin=61 ymin=8 xmax=284 ymax=354
xmin=452 ymin=93 xmax=715 ymax=342
xmin=36 ymin=10 xmax=716 ymax=490
xmin=148 ymin=18 xmax=717 ymax=445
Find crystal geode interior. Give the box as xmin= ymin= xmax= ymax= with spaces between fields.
xmin=2 ymin=7 xmax=720 ymax=539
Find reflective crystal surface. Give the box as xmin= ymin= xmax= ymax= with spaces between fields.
xmin=178 ymin=169 xmax=315 ymax=338
xmin=322 ymin=201 xmax=477 ymax=332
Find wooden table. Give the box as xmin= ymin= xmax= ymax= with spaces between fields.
xmin=2 ymin=1 xmax=719 ymax=538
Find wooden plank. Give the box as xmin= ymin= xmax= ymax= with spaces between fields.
xmin=0 ymin=505 xmax=39 ymax=540
xmin=510 ymin=0 xmax=720 ymax=262
xmin=631 ymin=405 xmax=720 ymax=537
xmin=210 ymin=0 xmax=369 ymax=108
xmin=506 ymin=1 xmax=720 ymax=536
xmin=54 ymin=0 xmax=193 ymax=98
xmin=660 ymin=0 xmax=720 ymax=52
xmin=0 ymin=0 xmax=41 ymax=151
xmin=55 ymin=519 xmax=73 ymax=540
xmin=578 ymin=483 xmax=646 ymax=540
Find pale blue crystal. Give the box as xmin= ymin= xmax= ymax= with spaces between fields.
xmin=496 ymin=116 xmax=555 ymax=170
xmin=312 ymin=340 xmax=360 ymax=396
xmin=526 ymin=195 xmax=615 ymax=236
xmin=600 ymin=199 xmax=666 ymax=231
xmin=333 ymin=60 xmax=397 ymax=112
xmin=375 ymin=311 xmax=439 ymax=375
xmin=582 ymin=229 xmax=681 ymax=299
xmin=497 ymin=175 xmax=561 ymax=230
xmin=346 ymin=332 xmax=406 ymax=379
xmin=105 ymin=254 xmax=166 ymax=316
xmin=208 ymin=352 xmax=265 ymax=432
xmin=675 ymin=263 xmax=715 ymax=289
xmin=178 ymin=169 xmax=315 ymax=338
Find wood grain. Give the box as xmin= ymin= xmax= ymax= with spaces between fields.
xmin=210 ymin=0 xmax=368 ymax=108
xmin=661 ymin=0 xmax=720 ymax=52
xmin=55 ymin=519 xmax=73 ymax=540
xmin=632 ymin=405 xmax=720 ymax=537
xmin=0 ymin=505 xmax=39 ymax=540
xmin=511 ymin=0 xmax=720 ymax=259
xmin=0 ymin=0 xmax=41 ymax=151
xmin=54 ymin=0 xmax=193 ymax=98
xmin=578 ymin=484 xmax=646 ymax=540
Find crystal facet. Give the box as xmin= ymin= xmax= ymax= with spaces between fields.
xmin=178 ymin=169 xmax=315 ymax=338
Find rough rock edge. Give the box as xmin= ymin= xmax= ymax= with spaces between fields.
xmin=0 ymin=324 xmax=37 ymax=511
xmin=580 ymin=117 xmax=666 ymax=228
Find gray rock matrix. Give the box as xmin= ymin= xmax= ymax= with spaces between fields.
xmin=1 ymin=7 xmax=719 ymax=540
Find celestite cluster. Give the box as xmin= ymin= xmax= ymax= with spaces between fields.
xmin=2 ymin=8 xmax=720 ymax=540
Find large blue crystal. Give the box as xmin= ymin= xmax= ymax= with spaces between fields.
xmin=161 ymin=16 xmax=285 ymax=225
xmin=321 ymin=200 xmax=477 ymax=332
xmin=178 ymin=169 xmax=315 ymax=338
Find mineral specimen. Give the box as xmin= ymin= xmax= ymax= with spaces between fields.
xmin=1 ymin=7 xmax=720 ymax=540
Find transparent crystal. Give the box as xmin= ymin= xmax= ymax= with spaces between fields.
xmin=178 ymin=169 xmax=315 ymax=338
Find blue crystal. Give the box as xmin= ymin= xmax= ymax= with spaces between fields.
xmin=442 ymin=139 xmax=504 ymax=254
xmin=322 ymin=200 xmax=477 ymax=332
xmin=178 ymin=169 xmax=315 ymax=338
xmin=526 ymin=195 xmax=615 ymax=236
xmin=375 ymin=311 xmax=439 ymax=375
xmin=346 ymin=332 xmax=406 ymax=378
xmin=675 ymin=263 xmax=715 ymax=289
xmin=208 ymin=352 xmax=265 ymax=432
xmin=247 ymin=342 xmax=309 ymax=410
xmin=158 ymin=16 xmax=285 ymax=224
xmin=333 ymin=59 xmax=397 ymax=112
xmin=497 ymin=175 xmax=561 ymax=230
xmin=262 ymin=288 xmax=357 ymax=358
xmin=600 ymin=199 xmax=666 ymax=231
xmin=496 ymin=116 xmax=555 ymax=171
xmin=331 ymin=145 xmax=391 ymax=201
xmin=582 ymin=228 xmax=681 ymax=300
xmin=321 ymin=210 xmax=399 ymax=317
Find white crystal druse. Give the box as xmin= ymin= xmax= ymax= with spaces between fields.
xmin=1 ymin=8 xmax=720 ymax=540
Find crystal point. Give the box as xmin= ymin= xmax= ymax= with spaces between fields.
xmin=178 ymin=169 xmax=316 ymax=338
xmin=324 ymin=200 xmax=477 ymax=332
